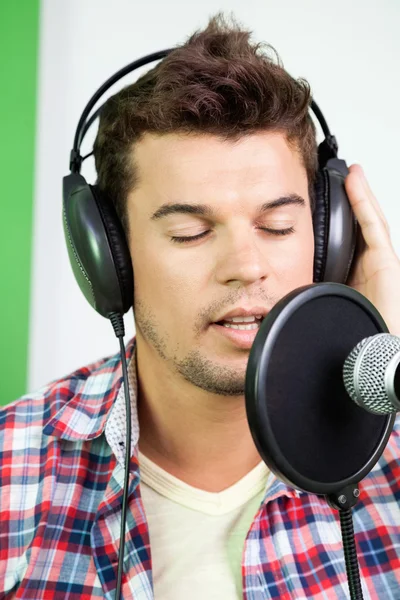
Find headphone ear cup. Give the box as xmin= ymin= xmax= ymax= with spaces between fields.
xmin=312 ymin=169 xmax=330 ymax=283
xmin=90 ymin=184 xmax=134 ymax=311
xmin=312 ymin=159 xmax=357 ymax=284
xmin=63 ymin=173 xmax=133 ymax=317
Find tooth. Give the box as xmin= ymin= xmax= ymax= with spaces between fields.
xmin=229 ymin=316 xmax=256 ymax=323
xmin=223 ymin=323 xmax=259 ymax=330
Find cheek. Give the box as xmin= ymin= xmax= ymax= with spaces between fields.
xmin=130 ymin=237 xmax=208 ymax=311
xmin=273 ymin=222 xmax=315 ymax=286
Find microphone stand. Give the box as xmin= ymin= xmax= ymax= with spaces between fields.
xmin=327 ymin=484 xmax=364 ymax=600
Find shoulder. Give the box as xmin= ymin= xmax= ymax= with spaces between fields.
xmin=0 ymin=348 xmax=123 ymax=497
xmin=0 ymin=351 xmax=120 ymax=589
xmin=363 ymin=414 xmax=400 ymax=500
xmin=0 ymin=353 xmax=113 ymax=436
xmin=0 ymin=337 xmax=135 ymax=467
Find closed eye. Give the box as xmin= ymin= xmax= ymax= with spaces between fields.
xmin=170 ymin=226 xmax=295 ymax=244
xmin=170 ymin=231 xmax=210 ymax=244
xmin=259 ymin=226 xmax=295 ymax=236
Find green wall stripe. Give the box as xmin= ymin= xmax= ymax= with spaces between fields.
xmin=0 ymin=2 xmax=40 ymax=403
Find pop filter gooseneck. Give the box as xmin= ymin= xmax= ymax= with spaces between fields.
xmin=245 ymin=283 xmax=396 ymax=600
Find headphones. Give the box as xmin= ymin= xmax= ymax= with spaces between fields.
xmin=63 ymin=49 xmax=357 ymax=320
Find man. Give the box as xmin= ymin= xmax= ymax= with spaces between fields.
xmin=1 ymin=15 xmax=400 ymax=600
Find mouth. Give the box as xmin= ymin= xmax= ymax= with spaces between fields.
xmin=215 ymin=314 xmax=263 ymax=330
xmin=210 ymin=311 xmax=266 ymax=349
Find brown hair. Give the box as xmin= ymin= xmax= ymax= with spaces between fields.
xmin=94 ymin=14 xmax=318 ymax=234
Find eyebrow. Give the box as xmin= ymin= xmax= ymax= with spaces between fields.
xmin=150 ymin=194 xmax=305 ymax=220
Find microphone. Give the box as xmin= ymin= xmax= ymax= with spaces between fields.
xmin=245 ymin=282 xmax=395 ymax=497
xmin=343 ymin=333 xmax=400 ymax=415
xmin=245 ymin=282 xmax=397 ymax=600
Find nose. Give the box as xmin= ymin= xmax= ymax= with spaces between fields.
xmin=215 ymin=226 xmax=271 ymax=287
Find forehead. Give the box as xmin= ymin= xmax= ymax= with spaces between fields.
xmin=129 ymin=131 xmax=308 ymax=211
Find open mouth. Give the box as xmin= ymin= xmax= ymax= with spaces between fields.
xmin=215 ymin=315 xmax=264 ymax=330
xmin=209 ymin=309 xmax=268 ymax=348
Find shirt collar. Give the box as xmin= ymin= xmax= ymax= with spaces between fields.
xmin=263 ymin=472 xmax=303 ymax=502
xmin=104 ymin=350 xmax=140 ymax=465
xmin=43 ymin=338 xmax=136 ymax=441
xmin=43 ymin=337 xmax=301 ymax=502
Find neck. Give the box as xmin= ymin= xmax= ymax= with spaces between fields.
xmin=135 ymin=341 xmax=262 ymax=493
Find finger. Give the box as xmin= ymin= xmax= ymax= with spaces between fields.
xmin=347 ymin=165 xmax=390 ymax=234
xmin=346 ymin=226 xmax=366 ymax=285
xmin=347 ymin=165 xmax=387 ymax=226
xmin=345 ymin=166 xmax=391 ymax=250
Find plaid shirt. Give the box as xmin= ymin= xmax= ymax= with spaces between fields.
xmin=1 ymin=338 xmax=400 ymax=600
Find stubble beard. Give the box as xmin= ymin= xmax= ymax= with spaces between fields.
xmin=134 ymin=300 xmax=247 ymax=396
xmin=175 ymin=350 xmax=246 ymax=396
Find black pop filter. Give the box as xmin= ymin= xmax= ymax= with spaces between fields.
xmin=245 ymin=283 xmax=396 ymax=496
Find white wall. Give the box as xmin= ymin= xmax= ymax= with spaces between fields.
xmin=29 ymin=0 xmax=400 ymax=390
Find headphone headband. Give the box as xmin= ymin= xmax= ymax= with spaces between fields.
xmin=69 ymin=49 xmax=338 ymax=174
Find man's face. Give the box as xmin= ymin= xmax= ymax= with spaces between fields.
xmin=127 ymin=131 xmax=314 ymax=395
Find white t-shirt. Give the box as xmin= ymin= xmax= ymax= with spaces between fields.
xmin=138 ymin=451 xmax=270 ymax=600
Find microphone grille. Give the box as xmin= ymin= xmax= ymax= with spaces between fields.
xmin=343 ymin=333 xmax=400 ymax=415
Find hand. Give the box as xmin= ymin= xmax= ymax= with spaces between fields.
xmin=345 ymin=164 xmax=400 ymax=336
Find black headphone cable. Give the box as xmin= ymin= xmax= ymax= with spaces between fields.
xmin=109 ymin=312 xmax=132 ymax=600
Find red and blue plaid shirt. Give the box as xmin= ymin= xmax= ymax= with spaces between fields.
xmin=1 ymin=338 xmax=400 ymax=599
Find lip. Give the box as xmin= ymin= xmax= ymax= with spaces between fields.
xmin=210 ymin=322 xmax=262 ymax=349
